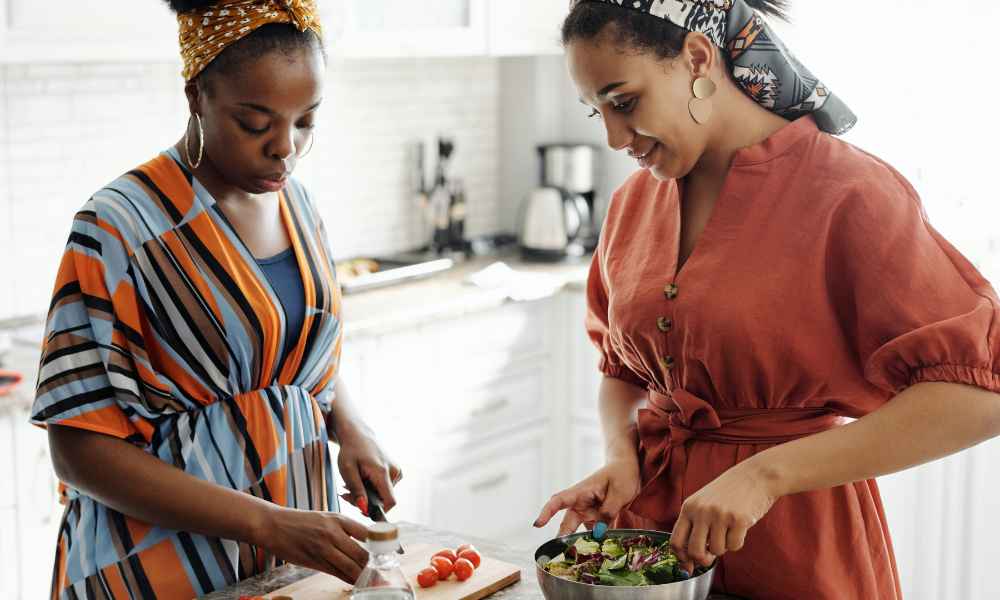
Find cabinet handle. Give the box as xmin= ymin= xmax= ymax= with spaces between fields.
xmin=470 ymin=396 xmax=510 ymax=418
xmin=469 ymin=473 xmax=510 ymax=493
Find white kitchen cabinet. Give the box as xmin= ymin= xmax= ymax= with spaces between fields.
xmin=339 ymin=297 xmax=563 ymax=545
xmin=0 ymin=412 xmax=15 ymax=510
xmin=0 ymin=507 xmax=18 ymax=599
xmin=322 ymin=0 xmax=489 ymax=58
xmin=428 ymin=427 xmax=546 ymax=539
xmin=488 ymin=1 xmax=567 ymax=56
xmin=0 ymin=0 xmax=177 ymax=63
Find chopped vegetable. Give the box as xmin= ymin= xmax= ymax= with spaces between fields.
xmin=573 ymin=538 xmax=601 ymax=556
xmin=601 ymin=538 xmax=626 ymax=558
xmin=543 ymin=533 xmax=704 ymax=587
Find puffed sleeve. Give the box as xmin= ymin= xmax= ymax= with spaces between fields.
xmin=827 ymin=165 xmax=1000 ymax=395
xmin=31 ymin=204 xmax=147 ymax=443
xmin=586 ymin=236 xmax=649 ymax=389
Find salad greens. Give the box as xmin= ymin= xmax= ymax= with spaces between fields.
xmin=543 ymin=534 xmax=698 ymax=586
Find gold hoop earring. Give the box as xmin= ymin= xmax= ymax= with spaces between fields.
xmin=185 ymin=113 xmax=204 ymax=169
xmin=689 ymin=76 xmax=717 ymax=125
xmin=297 ymin=131 xmax=315 ymax=159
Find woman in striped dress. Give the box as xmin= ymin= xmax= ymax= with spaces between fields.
xmin=29 ymin=1 xmax=401 ymax=598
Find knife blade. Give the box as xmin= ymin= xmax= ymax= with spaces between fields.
xmin=363 ymin=479 xmax=404 ymax=554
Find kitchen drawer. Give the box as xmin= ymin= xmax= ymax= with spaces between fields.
xmin=365 ymin=328 xmax=434 ymax=417
xmin=437 ymin=367 xmax=547 ymax=439
xmin=428 ymin=430 xmax=546 ymax=540
xmin=433 ymin=301 xmax=551 ymax=365
xmin=0 ymin=508 xmax=19 ymax=599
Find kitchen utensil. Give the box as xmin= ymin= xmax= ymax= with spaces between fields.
xmin=363 ymin=479 xmax=404 ymax=554
xmin=537 ymin=143 xmax=600 ymax=252
xmin=534 ymin=529 xmax=716 ymax=600
xmin=517 ymin=187 xmax=587 ymax=262
xmin=263 ymin=543 xmax=521 ymax=600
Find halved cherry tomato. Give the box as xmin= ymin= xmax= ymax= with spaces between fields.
xmin=454 ymin=557 xmax=475 ymax=581
xmin=433 ymin=548 xmax=459 ymax=562
xmin=456 ymin=543 xmax=475 ymax=554
xmin=430 ymin=556 xmax=454 ymax=579
xmin=417 ymin=567 xmax=439 ymax=588
xmin=458 ymin=548 xmax=482 ymax=569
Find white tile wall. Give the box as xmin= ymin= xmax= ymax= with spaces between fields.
xmin=0 ymin=57 xmax=503 ymax=320
xmin=0 ymin=70 xmax=11 ymax=321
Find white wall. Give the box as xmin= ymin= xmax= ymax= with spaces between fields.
xmin=0 ymin=57 xmax=503 ymax=321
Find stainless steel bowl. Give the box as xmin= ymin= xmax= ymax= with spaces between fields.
xmin=534 ymin=529 xmax=716 ymax=600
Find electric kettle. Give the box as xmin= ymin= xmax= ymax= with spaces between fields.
xmin=517 ymin=186 xmax=590 ymax=262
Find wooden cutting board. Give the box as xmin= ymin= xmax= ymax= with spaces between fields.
xmin=263 ymin=544 xmax=521 ymax=600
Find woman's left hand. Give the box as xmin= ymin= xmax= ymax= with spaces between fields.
xmin=335 ymin=421 xmax=403 ymax=515
xmin=670 ymin=460 xmax=780 ymax=568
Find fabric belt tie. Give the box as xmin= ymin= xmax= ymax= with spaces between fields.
xmin=627 ymin=388 xmax=848 ymax=521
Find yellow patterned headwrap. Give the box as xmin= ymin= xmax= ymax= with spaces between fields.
xmin=178 ymin=0 xmax=322 ymax=81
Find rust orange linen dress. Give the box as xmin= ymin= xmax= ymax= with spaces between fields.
xmin=588 ymin=115 xmax=1000 ymax=599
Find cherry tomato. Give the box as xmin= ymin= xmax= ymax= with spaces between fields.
xmin=433 ymin=548 xmax=459 ymax=562
xmin=456 ymin=543 xmax=475 ymax=554
xmin=458 ymin=549 xmax=482 ymax=569
xmin=454 ymin=557 xmax=475 ymax=581
xmin=430 ymin=556 xmax=454 ymax=579
xmin=417 ymin=567 xmax=439 ymax=588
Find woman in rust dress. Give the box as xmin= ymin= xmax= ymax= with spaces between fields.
xmin=534 ymin=1 xmax=1000 ymax=598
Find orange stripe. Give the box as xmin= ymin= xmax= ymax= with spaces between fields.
xmin=102 ymin=561 xmax=130 ymax=599
xmin=111 ymin=282 xmax=143 ymax=333
xmin=235 ymin=391 xmax=280 ymax=472
xmin=264 ymin=470 xmax=287 ymax=507
xmin=53 ymin=536 xmax=69 ymax=599
xmin=139 ymin=538 xmax=198 ymax=599
xmin=127 ymin=518 xmax=154 ymax=551
xmin=138 ymin=154 xmax=196 ymax=218
xmin=144 ymin=336 xmax=214 ymax=405
xmin=60 ymin=405 xmax=138 ymax=440
xmin=186 ymin=213 xmax=280 ymax=388
xmin=74 ymin=253 xmax=112 ymax=301
xmin=162 ymin=230 xmax=224 ymax=323
xmin=311 ymin=365 xmax=335 ymax=399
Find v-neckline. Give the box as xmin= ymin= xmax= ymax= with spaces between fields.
xmin=672 ymin=175 xmax=729 ymax=281
xmin=169 ymin=148 xmax=314 ymax=383
xmin=670 ymin=116 xmax=820 ymax=281
xmin=218 ymin=190 xmax=313 ymax=382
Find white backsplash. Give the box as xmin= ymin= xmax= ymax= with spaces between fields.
xmin=0 ymin=57 xmax=502 ymax=320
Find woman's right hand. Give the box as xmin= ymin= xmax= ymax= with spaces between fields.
xmin=533 ymin=456 xmax=642 ymax=536
xmin=255 ymin=506 xmax=370 ymax=583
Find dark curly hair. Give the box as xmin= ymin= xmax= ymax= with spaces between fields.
xmin=163 ymin=0 xmax=324 ymax=83
xmin=562 ymin=0 xmax=789 ymax=61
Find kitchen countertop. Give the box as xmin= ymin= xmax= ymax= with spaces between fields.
xmin=199 ymin=521 xmax=537 ymax=600
xmin=199 ymin=521 xmax=742 ymax=600
xmin=341 ymin=252 xmax=591 ymax=339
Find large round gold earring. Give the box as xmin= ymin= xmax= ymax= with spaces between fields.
xmin=689 ymin=76 xmax=717 ymax=125
xmin=185 ymin=113 xmax=204 ymax=169
xmin=296 ymin=131 xmax=315 ymax=159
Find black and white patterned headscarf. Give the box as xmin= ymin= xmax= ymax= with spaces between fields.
xmin=579 ymin=0 xmax=857 ymax=135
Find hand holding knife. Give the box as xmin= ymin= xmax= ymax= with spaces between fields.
xmin=363 ymin=479 xmax=404 ymax=554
